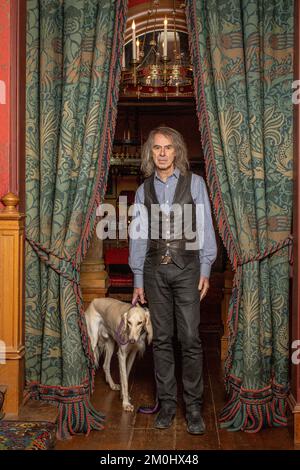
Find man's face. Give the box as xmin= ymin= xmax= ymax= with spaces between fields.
xmin=152 ymin=133 xmax=176 ymax=172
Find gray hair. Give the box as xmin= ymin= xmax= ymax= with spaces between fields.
xmin=140 ymin=127 xmax=190 ymax=177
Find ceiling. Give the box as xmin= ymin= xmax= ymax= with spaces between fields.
xmin=128 ymin=0 xmax=149 ymax=7
xmin=125 ymin=0 xmax=187 ymax=45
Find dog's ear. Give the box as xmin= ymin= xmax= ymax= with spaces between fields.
xmin=144 ymin=308 xmax=153 ymax=345
xmin=121 ymin=310 xmax=128 ymax=331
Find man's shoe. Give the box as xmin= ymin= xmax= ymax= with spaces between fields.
xmin=186 ymin=408 xmax=206 ymax=435
xmin=154 ymin=405 xmax=176 ymax=429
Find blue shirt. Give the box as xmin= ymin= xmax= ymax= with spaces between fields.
xmin=129 ymin=167 xmax=217 ymax=288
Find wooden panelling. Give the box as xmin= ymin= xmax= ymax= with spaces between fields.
xmin=0 ymin=193 xmax=25 ymax=415
xmin=80 ymin=234 xmax=109 ymax=303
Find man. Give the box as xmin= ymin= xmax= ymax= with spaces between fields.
xmin=129 ymin=127 xmax=217 ymax=434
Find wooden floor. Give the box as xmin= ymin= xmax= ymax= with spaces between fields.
xmin=55 ymin=335 xmax=297 ymax=451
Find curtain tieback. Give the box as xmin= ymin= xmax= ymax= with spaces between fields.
xmin=26 ymin=237 xmax=79 ymax=284
xmin=237 ymin=234 xmax=293 ymax=267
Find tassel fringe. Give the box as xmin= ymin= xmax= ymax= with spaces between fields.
xmin=220 ymin=377 xmax=289 ymax=432
xmin=57 ymin=397 xmax=105 ymax=440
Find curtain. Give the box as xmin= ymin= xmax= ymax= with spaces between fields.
xmin=186 ymin=0 xmax=293 ymax=431
xmin=25 ymin=0 xmax=127 ymax=438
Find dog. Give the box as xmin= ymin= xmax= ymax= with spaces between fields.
xmin=85 ymin=297 xmax=153 ymax=412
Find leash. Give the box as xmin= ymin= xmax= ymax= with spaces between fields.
xmin=137 ymin=396 xmax=160 ymax=414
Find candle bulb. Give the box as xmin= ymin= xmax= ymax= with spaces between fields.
xmin=122 ymin=47 xmax=126 ymax=68
xmin=136 ymin=39 xmax=140 ymax=61
xmin=163 ymin=16 xmax=168 ymax=57
xmin=132 ymin=20 xmax=136 ymax=61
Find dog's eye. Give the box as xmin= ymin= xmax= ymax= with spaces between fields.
xmin=137 ymin=321 xmax=143 ymax=325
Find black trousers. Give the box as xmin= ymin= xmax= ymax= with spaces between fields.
xmin=144 ymin=257 xmax=203 ymax=409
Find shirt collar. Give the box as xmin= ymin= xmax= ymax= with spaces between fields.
xmin=154 ymin=166 xmax=180 ymax=182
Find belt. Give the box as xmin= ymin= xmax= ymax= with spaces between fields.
xmin=160 ymin=255 xmax=173 ymax=265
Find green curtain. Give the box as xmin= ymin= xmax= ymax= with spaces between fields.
xmin=25 ymin=0 xmax=127 ymax=438
xmin=186 ymin=0 xmax=293 ymax=431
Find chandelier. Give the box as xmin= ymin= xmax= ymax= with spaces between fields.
xmin=120 ymin=1 xmax=193 ymax=99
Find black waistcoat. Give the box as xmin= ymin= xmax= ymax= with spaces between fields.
xmin=144 ymin=171 xmax=198 ymax=268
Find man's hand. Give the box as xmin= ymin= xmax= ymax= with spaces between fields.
xmin=198 ymin=276 xmax=209 ymax=301
xmin=132 ymin=287 xmax=146 ymax=305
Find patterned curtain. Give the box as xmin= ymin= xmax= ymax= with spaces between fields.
xmin=186 ymin=0 xmax=293 ymax=431
xmin=25 ymin=0 xmax=127 ymax=438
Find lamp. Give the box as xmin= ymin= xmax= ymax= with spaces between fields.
xmin=120 ymin=0 xmax=193 ymax=100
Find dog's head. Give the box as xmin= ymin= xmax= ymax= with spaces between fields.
xmin=121 ymin=305 xmax=153 ymax=345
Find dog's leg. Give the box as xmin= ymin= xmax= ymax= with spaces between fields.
xmin=103 ymin=338 xmax=120 ymax=391
xmin=117 ymin=348 xmax=134 ymax=412
xmin=126 ymin=349 xmax=138 ymax=379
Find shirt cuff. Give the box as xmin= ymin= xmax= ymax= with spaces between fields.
xmin=200 ymin=263 xmax=211 ymax=278
xmin=134 ymin=274 xmax=144 ymax=289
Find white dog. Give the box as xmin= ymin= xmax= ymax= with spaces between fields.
xmin=85 ymin=298 xmax=153 ymax=412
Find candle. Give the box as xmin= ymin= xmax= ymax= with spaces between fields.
xmin=136 ymin=39 xmax=140 ymax=61
xmin=163 ymin=16 xmax=168 ymax=57
xmin=132 ymin=20 xmax=136 ymax=61
xmin=122 ymin=47 xmax=126 ymax=68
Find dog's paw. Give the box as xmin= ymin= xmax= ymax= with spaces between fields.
xmin=123 ymin=402 xmax=134 ymax=412
xmin=110 ymin=383 xmax=121 ymax=391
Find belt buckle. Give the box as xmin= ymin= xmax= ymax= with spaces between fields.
xmin=160 ymin=255 xmax=172 ymax=264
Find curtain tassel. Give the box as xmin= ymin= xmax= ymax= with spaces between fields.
xmin=57 ymin=397 xmax=105 ymax=440
xmin=219 ymin=380 xmax=288 ymax=433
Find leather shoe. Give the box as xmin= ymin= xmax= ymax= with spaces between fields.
xmin=154 ymin=404 xmax=176 ymax=429
xmin=186 ymin=408 xmax=205 ymax=435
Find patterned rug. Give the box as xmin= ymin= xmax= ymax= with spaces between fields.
xmin=0 ymin=420 xmax=57 ymax=450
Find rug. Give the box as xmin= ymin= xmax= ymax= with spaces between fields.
xmin=0 ymin=420 xmax=57 ymax=450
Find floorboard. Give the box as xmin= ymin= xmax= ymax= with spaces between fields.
xmin=55 ymin=335 xmax=296 ymax=450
